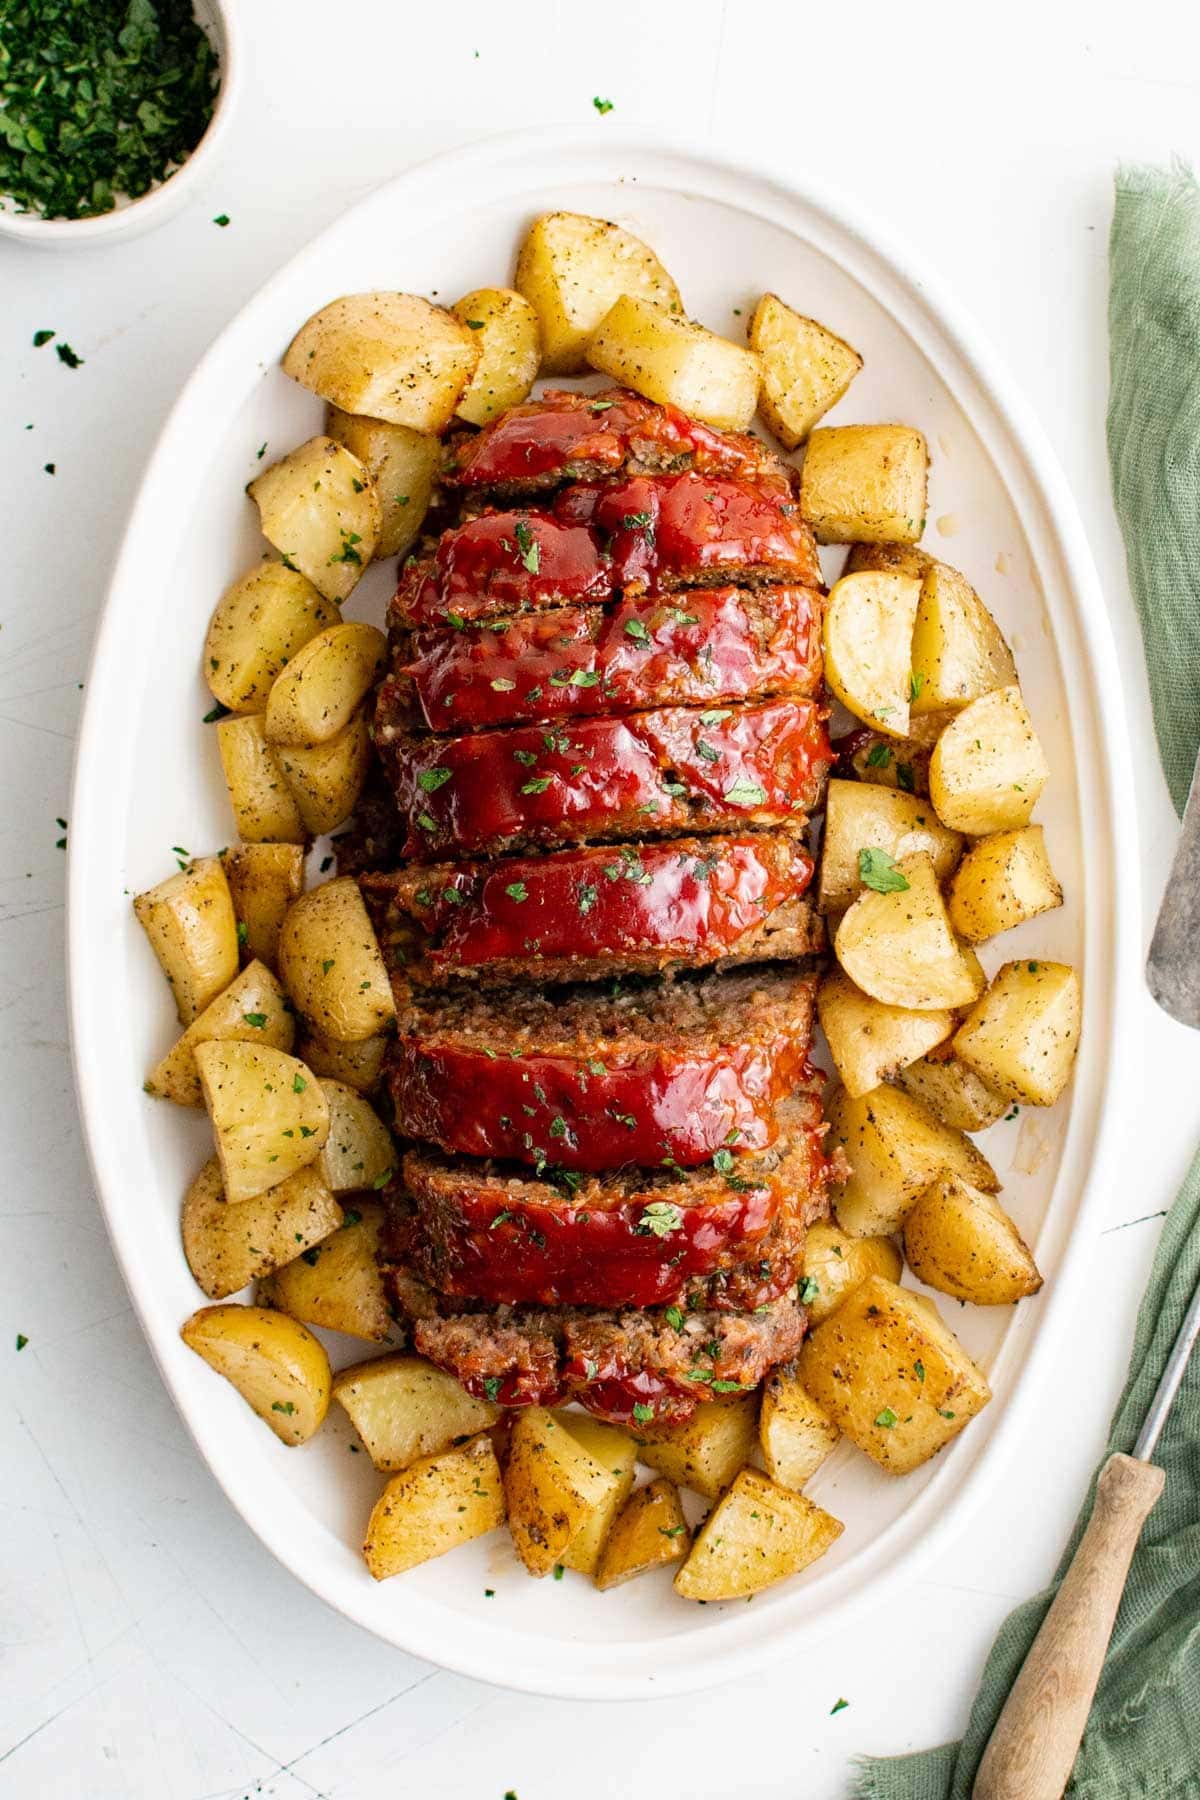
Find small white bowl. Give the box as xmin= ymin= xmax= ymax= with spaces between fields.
xmin=0 ymin=0 xmax=240 ymax=250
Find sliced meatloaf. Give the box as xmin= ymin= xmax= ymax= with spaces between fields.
xmin=390 ymin=509 xmax=611 ymax=628
xmin=376 ymin=584 xmax=825 ymax=734
xmin=358 ymin=832 xmax=822 ymax=991
xmin=444 ymin=386 xmax=784 ymax=494
xmin=386 ymin=966 xmax=817 ymax=1170
xmin=376 ymin=696 xmax=831 ymax=860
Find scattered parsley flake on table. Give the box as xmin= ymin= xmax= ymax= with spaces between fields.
xmin=213 ymin=213 xmax=230 ymax=227
xmin=831 ymin=1697 xmax=850 ymax=1715
xmin=32 ymin=329 xmax=54 ymax=347
xmin=56 ymin=343 xmax=84 ymax=369
xmin=593 ymin=96 xmax=614 ymax=114
xmin=16 ymin=1334 xmax=28 ymax=1351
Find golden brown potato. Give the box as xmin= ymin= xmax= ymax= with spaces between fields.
xmin=195 ymin=1040 xmax=329 ymax=1202
xmin=946 ymin=826 xmax=1063 ymax=943
xmin=834 ymin=854 xmax=985 ymax=1011
xmin=180 ymin=1302 xmax=331 ymax=1445
xmin=827 ymin=1081 xmax=998 ymax=1237
xmin=278 ymin=877 xmax=396 ymax=1043
xmin=296 ymin=1025 xmax=389 ymax=1094
xmin=895 ymin=1047 xmax=1009 ymax=1132
xmin=514 ymin=211 xmax=682 ymax=375
xmin=798 ymin=1275 xmax=991 ymax=1474
xmin=760 ymin=1368 xmax=839 ymax=1490
xmin=326 ymin=408 xmax=439 ymax=560
xmin=674 ymin=1467 xmax=843 ymax=1601
xmin=818 ymin=780 xmax=962 ymax=915
xmin=204 ymin=563 xmax=340 ymax=715
xmin=182 ymin=1158 xmax=343 ymax=1301
xmin=929 ymin=687 xmax=1049 ymax=835
xmin=216 ymin=714 xmax=307 ymax=844
xmin=223 ymin=843 xmax=305 ymax=970
xmin=316 ymin=1080 xmax=394 ymax=1192
xmin=800 ymin=425 xmax=928 ymax=544
xmin=817 ymin=968 xmax=955 ymax=1099
xmin=504 ymin=1407 xmax=622 ymax=1576
xmin=594 ymin=1479 xmax=691 ymax=1591
xmin=248 ymin=437 xmax=381 ymax=604
xmin=332 ymin=1353 xmax=498 ymax=1471
xmin=823 ymin=569 xmax=923 ymax=736
xmin=839 ymin=719 xmax=948 ymax=797
xmin=587 ymin=294 xmax=760 ymax=431
xmin=801 ymin=1220 xmax=904 ymax=1324
xmin=451 ymin=287 xmax=541 ymax=424
xmin=264 ymin=621 xmax=387 ymax=749
xmin=363 ymin=1435 xmax=505 ymax=1579
xmin=276 ymin=712 xmax=372 ymax=836
xmin=258 ymin=1199 xmax=391 ymax=1341
xmin=133 ymin=856 xmax=240 ymax=1025
xmin=146 ymin=959 xmax=294 ymax=1107
xmin=903 ymin=1176 xmax=1043 ymax=1305
xmin=909 ymin=561 xmax=1017 ymax=713
xmin=556 ymin=1413 xmax=637 ymax=1577
xmin=953 ymin=960 xmax=1081 ymax=1106
xmin=633 ymin=1392 xmax=758 ymax=1501
xmin=283 ymin=292 xmax=480 ymax=432
xmin=749 ymin=293 xmax=862 ymax=449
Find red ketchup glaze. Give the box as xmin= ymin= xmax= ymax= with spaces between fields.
xmin=383 ymin=697 xmax=830 ymax=859
xmin=412 ymin=836 xmax=815 ymax=974
xmin=456 ymin=1367 xmax=568 ymax=1409
xmin=387 ymin=1039 xmax=811 ymax=1170
xmin=387 ymin=585 xmax=824 ymax=731
xmin=565 ymin=1371 xmax=697 ymax=1429
xmin=390 ymin=509 xmax=611 ymax=626
xmin=446 ymin=387 xmax=774 ymax=489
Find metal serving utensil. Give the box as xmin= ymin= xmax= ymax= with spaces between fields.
xmin=1147 ymin=747 xmax=1200 ymax=1027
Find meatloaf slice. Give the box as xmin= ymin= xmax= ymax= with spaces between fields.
xmin=386 ymin=966 xmax=817 ymax=1170
xmin=376 ymin=696 xmax=831 ymax=860
xmin=444 ymin=386 xmax=784 ymax=494
xmin=376 ymin=585 xmax=825 ymax=734
xmin=358 ymin=832 xmax=822 ymax=991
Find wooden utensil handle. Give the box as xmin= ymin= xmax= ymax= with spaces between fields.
xmin=973 ymin=1453 xmax=1164 ymax=1800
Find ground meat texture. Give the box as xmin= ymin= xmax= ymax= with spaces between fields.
xmin=444 ymin=387 xmax=783 ymax=494
xmin=332 ymin=766 xmax=406 ymax=877
xmin=376 ymin=585 xmax=825 ymax=734
xmin=358 ymin=833 xmax=821 ymax=991
xmin=377 ymin=696 xmax=831 ymax=860
xmin=386 ymin=966 xmax=817 ymax=1170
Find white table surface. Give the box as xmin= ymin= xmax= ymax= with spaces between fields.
xmin=4 ymin=3 xmax=1200 ymax=1795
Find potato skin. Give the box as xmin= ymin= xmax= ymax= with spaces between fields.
xmin=248 ymin=436 xmax=380 ymax=604
xmin=264 ymin=621 xmax=387 ymax=749
xmin=451 ymin=287 xmax=541 ymax=425
xmin=182 ymin=1159 xmax=342 ymax=1301
xmin=587 ymin=294 xmax=761 ymax=431
xmin=823 ymin=569 xmax=922 ymax=737
xmin=946 ymin=825 xmax=1063 ymax=943
xmin=259 ymin=1200 xmax=391 ymax=1342
xmin=504 ymin=1407 xmax=620 ymax=1576
xmin=332 ymin=1353 xmax=498 ymax=1471
xmin=181 ymin=1302 xmax=331 ymax=1445
xmin=819 ymin=779 xmax=962 ymax=914
xmin=514 ymin=211 xmax=682 ymax=375
xmin=895 ymin=1048 xmax=1008 ymax=1132
xmin=828 ymin=1080 xmax=998 ymax=1237
xmin=834 ymin=854 xmax=985 ymax=1012
xmin=903 ymin=1176 xmax=1043 ymax=1305
xmin=278 ymin=877 xmax=396 ymax=1043
xmin=195 ymin=1040 xmax=330 ymax=1203
xmin=749 ymin=293 xmax=862 ymax=449
xmin=760 ymin=1368 xmax=839 ymax=1490
xmin=363 ymin=1435 xmax=505 ymax=1579
xmin=216 ymin=714 xmax=307 ymax=844
xmin=633 ymin=1391 xmax=758 ymax=1501
xmin=204 ymin=563 xmax=339 ymax=715
xmin=800 ymin=425 xmax=928 ymax=544
xmin=818 ymin=967 xmax=955 ymax=1099
xmin=908 ymin=560 xmax=1016 ymax=713
xmin=953 ymin=959 xmax=1081 ymax=1106
xmin=283 ymin=292 xmax=481 ymax=432
xmin=223 ymin=843 xmax=305 ymax=970
xmin=929 ymin=686 xmax=1049 ymax=835
xmin=276 ymin=712 xmax=372 ymax=837
xmin=146 ymin=958 xmax=294 ymax=1107
xmin=674 ymin=1467 xmax=842 ymax=1600
xmin=594 ymin=1478 xmax=690 ymax=1591
xmin=801 ymin=1220 xmax=903 ymax=1323
xmin=556 ymin=1412 xmax=637 ymax=1577
xmin=133 ymin=855 xmax=240 ymax=1025
xmin=326 ymin=408 xmax=439 ymax=559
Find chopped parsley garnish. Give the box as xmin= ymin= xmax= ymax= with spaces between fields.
xmin=213 ymin=212 xmax=230 ymax=228
xmin=909 ymin=671 xmax=926 ymax=701
xmin=292 ymin=1073 xmax=307 ymax=1093
xmin=32 ymin=329 xmax=54 ymax=347
xmin=621 ymin=510 xmax=655 ymax=543
xmin=858 ymin=847 xmax=910 ymax=893
xmin=592 ymin=96 xmax=614 ymax=114
xmin=15 ymin=1333 xmax=28 ymax=1351
xmin=504 ymin=881 xmax=528 ymax=903
xmin=631 ymin=1402 xmax=655 ymax=1423
xmin=464 ymin=318 xmax=486 ymax=330
xmin=513 ymin=519 xmax=540 ymax=574
xmin=698 ymin=708 xmax=731 ymax=725
xmin=202 ymin=702 xmax=230 ymax=723
xmin=271 ymin=1401 xmax=295 ymax=1415
xmin=660 ymin=1524 xmax=686 ymax=1538
xmin=520 ymin=776 xmax=551 ymax=795
xmin=637 ymin=1201 xmax=683 ymax=1237
xmin=896 ymin=761 xmax=916 ymax=792
xmin=798 ymin=1275 xmax=820 ymax=1305
xmin=866 ymin=742 xmax=892 ymax=768
xmin=513 ymin=748 xmax=537 ymax=766
xmin=416 ymin=812 xmax=437 ymax=832
xmin=242 ymin=1012 xmax=268 ymax=1029
xmin=624 ymin=618 xmax=651 ymax=644
xmin=874 ymin=1407 xmax=898 ymax=1429
xmin=371 ymin=1168 xmax=393 ymax=1190
xmin=695 ymin=739 xmax=722 ymax=764
xmin=56 ymin=341 xmax=84 ymax=368
xmin=490 ymin=677 xmax=517 ymax=691
xmin=329 ymin=529 xmax=363 ymax=566
xmin=831 ymin=1698 xmax=850 ymax=1716
xmin=568 ymin=667 xmax=600 ymax=686
xmin=665 ymin=1305 xmax=685 ymax=1331
xmin=577 ymin=882 xmax=597 ymax=914
xmin=483 ymin=1378 xmax=502 ymax=1401
xmin=725 ymin=779 xmax=767 ymax=807
xmin=416 ymin=766 xmax=453 ymax=793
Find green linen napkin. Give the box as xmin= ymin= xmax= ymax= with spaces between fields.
xmin=855 ymin=161 xmax=1200 ymax=1799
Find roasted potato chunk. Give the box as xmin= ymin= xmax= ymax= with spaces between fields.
xmin=801 ymin=1220 xmax=904 ymax=1324
xmin=504 ymin=1407 xmax=622 ymax=1577
xmin=818 ymin=780 xmax=962 ymax=914
xmin=633 ymin=1391 xmax=758 ymax=1501
xmin=834 ymin=854 xmax=985 ymax=1011
xmin=259 ymin=1199 xmax=390 ymax=1341
xmin=909 ymin=560 xmax=1017 ymax=713
xmin=223 ymin=843 xmax=305 ymax=970
xmin=828 ymin=1081 xmax=998 ymax=1237
xmin=283 ymin=292 xmax=480 ymax=433
xmin=182 ymin=1158 xmax=342 ymax=1301
xmin=929 ymin=686 xmax=1049 ymax=835
xmin=216 ymin=714 xmax=306 ymax=844
xmin=903 ymin=1176 xmax=1043 ymax=1305
xmin=798 ymin=1275 xmax=991 ymax=1474
xmin=954 ymin=960 xmax=1081 ymax=1106
xmin=364 ymin=1435 xmax=505 ymax=1580
xmin=674 ymin=1468 xmax=842 ymax=1601
xmin=946 ymin=825 xmax=1063 ymax=942
xmin=800 ymin=424 xmax=928 ymax=544
xmin=837 ymin=710 xmax=951 ymax=797
xmin=276 ymin=712 xmax=372 ymax=837
xmin=588 ymin=294 xmax=760 ymax=431
xmin=146 ymin=959 xmax=294 ymax=1106
xmin=316 ymin=1080 xmax=394 ymax=1193
xmin=326 ymin=408 xmax=439 ymax=560
xmin=451 ymin=287 xmax=541 ymax=424
xmin=594 ymin=1479 xmax=690 ymax=1591
xmin=264 ymin=621 xmax=387 ymax=749
xmin=749 ymin=294 xmax=862 ymax=448
xmin=514 ymin=211 xmax=682 ymax=375
xmin=332 ymin=1353 xmax=498 ymax=1471
xmin=296 ymin=1025 xmax=389 ymax=1095
xmin=248 ymin=437 xmax=380 ymax=604
xmin=204 ymin=563 xmax=339 ymax=715
xmin=195 ymin=1040 xmax=329 ymax=1202
xmin=133 ymin=856 xmax=240 ymax=1025
xmin=895 ymin=1046 xmax=1009 ymax=1132
xmin=760 ymin=1368 xmax=839 ymax=1490
xmin=556 ymin=1413 xmax=637 ymax=1578
xmin=823 ymin=569 xmax=922 ymax=736
xmin=181 ymin=1302 xmax=331 ymax=1445
xmin=278 ymin=877 xmax=396 ymax=1042
xmin=818 ymin=968 xmax=955 ymax=1099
